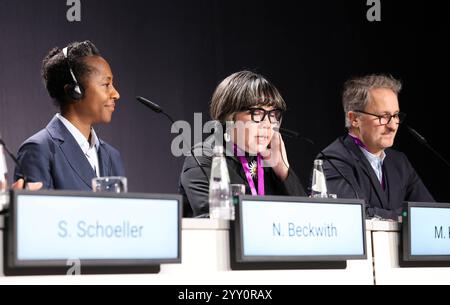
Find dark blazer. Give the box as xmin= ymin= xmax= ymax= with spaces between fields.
xmin=15 ymin=116 xmax=125 ymax=190
xmin=179 ymin=139 xmax=306 ymax=217
xmin=319 ymin=134 xmax=434 ymax=219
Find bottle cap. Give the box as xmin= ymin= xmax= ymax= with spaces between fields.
xmin=314 ymin=159 xmax=323 ymax=166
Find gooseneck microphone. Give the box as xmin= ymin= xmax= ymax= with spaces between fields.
xmin=136 ymin=96 xmax=209 ymax=181
xmin=273 ymin=127 xmax=315 ymax=145
xmin=406 ymin=125 xmax=450 ymax=168
xmin=137 ymin=96 xmax=162 ymax=113
xmin=274 ymin=127 xmax=359 ymax=199
xmin=0 ymin=138 xmax=27 ymax=189
xmin=137 ymin=96 xmax=175 ymax=123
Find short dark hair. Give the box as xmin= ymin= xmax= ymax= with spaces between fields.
xmin=210 ymin=71 xmax=287 ymax=122
xmin=41 ymin=40 xmax=101 ymax=108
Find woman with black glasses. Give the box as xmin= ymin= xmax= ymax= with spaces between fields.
xmin=179 ymin=71 xmax=306 ymax=217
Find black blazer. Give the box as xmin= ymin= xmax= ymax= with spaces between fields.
xmin=319 ymin=135 xmax=434 ymax=220
xmin=179 ymin=139 xmax=306 ymax=217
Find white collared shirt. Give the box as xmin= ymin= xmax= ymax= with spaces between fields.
xmin=56 ymin=113 xmax=100 ymax=177
xmin=359 ymin=147 xmax=386 ymax=183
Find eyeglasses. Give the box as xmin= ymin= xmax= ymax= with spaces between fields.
xmin=353 ymin=110 xmax=406 ymax=125
xmin=247 ymin=108 xmax=283 ymax=124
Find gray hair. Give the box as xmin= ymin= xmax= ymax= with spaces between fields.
xmin=342 ymin=74 xmax=402 ymax=128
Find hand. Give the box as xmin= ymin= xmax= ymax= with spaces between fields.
xmin=11 ymin=179 xmax=43 ymax=190
xmin=261 ymin=132 xmax=289 ymax=181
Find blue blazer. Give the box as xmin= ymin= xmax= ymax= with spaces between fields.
xmin=15 ymin=116 xmax=125 ymax=190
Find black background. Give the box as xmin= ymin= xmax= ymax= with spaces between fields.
xmin=1 ymin=0 xmax=448 ymax=202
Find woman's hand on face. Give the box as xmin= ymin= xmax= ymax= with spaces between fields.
xmin=261 ymin=132 xmax=290 ymax=181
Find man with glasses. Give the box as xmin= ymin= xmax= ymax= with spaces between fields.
xmin=179 ymin=71 xmax=306 ymax=217
xmin=319 ymin=74 xmax=434 ymax=220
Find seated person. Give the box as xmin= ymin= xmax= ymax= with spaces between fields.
xmin=15 ymin=41 xmax=124 ymax=190
xmin=319 ymin=74 xmax=434 ymax=220
xmin=180 ymin=71 xmax=306 ymax=217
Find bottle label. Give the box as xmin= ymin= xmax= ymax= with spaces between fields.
xmin=1 ymin=145 xmax=8 ymax=176
xmin=311 ymin=169 xmax=327 ymax=193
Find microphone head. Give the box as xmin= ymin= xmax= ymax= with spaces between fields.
xmin=273 ymin=127 xmax=299 ymax=138
xmin=136 ymin=96 xmax=162 ymax=113
xmin=273 ymin=127 xmax=315 ymax=145
xmin=406 ymin=125 xmax=427 ymax=144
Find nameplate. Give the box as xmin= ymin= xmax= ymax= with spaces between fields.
xmin=233 ymin=196 xmax=366 ymax=262
xmin=5 ymin=190 xmax=181 ymax=274
xmin=403 ymin=202 xmax=450 ymax=261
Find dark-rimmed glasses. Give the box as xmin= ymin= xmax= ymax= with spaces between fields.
xmin=247 ymin=108 xmax=283 ymax=124
xmin=353 ymin=110 xmax=406 ymax=125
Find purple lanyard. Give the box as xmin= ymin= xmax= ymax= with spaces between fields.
xmin=348 ymin=133 xmax=368 ymax=149
xmin=234 ymin=145 xmax=265 ymax=196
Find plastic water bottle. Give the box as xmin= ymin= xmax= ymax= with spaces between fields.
xmin=311 ymin=159 xmax=328 ymax=198
xmin=208 ymin=145 xmax=233 ymax=220
xmin=0 ymin=143 xmax=9 ymax=209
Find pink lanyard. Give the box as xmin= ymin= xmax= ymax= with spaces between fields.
xmin=234 ymin=145 xmax=265 ymax=196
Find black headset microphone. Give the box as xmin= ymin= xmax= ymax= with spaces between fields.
xmin=0 ymin=46 xmax=82 ymax=191
xmin=273 ymin=127 xmax=360 ymax=199
xmin=62 ymin=47 xmax=84 ymax=100
xmin=136 ymin=96 xmax=209 ymax=181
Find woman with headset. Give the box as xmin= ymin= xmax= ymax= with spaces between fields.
xmin=14 ymin=41 xmax=124 ymax=190
xmin=179 ymin=71 xmax=306 ymax=217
